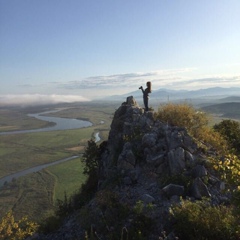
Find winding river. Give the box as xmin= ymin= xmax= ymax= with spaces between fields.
xmin=0 ymin=109 xmax=93 ymax=135
xmin=0 ymin=109 xmax=100 ymax=187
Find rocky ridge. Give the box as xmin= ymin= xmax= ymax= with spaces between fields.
xmin=35 ymin=96 xmax=229 ymax=239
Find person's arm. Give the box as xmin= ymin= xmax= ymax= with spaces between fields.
xmin=139 ymin=86 xmax=144 ymax=94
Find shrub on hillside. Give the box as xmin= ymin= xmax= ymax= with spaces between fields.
xmin=154 ymin=103 xmax=227 ymax=152
xmin=214 ymin=119 xmax=240 ymax=154
xmin=212 ymin=154 xmax=240 ymax=185
xmin=81 ymin=139 xmax=101 ymax=175
xmin=154 ymin=103 xmax=208 ymax=133
xmin=170 ymin=199 xmax=240 ymax=240
xmin=0 ymin=211 xmax=38 ymax=240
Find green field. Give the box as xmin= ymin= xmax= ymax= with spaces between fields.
xmin=0 ymin=101 xmax=115 ymax=221
xmin=46 ymin=157 xmax=87 ymax=201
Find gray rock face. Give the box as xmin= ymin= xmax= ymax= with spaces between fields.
xmin=140 ymin=193 xmax=156 ymax=204
xmin=118 ymin=142 xmax=136 ymax=171
xmin=162 ymin=184 xmax=185 ymax=197
xmin=191 ymin=165 xmax=208 ymax=178
xmin=101 ymin=97 xmax=225 ymax=202
xmin=191 ymin=177 xmax=211 ymax=199
xmin=168 ymin=147 xmax=186 ymax=175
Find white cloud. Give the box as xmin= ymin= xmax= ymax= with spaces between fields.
xmin=56 ymin=68 xmax=196 ymax=90
xmin=9 ymin=68 xmax=240 ymax=100
xmin=0 ymin=94 xmax=89 ymax=106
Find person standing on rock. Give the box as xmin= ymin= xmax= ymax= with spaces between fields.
xmin=139 ymin=81 xmax=151 ymax=111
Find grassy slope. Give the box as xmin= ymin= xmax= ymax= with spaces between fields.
xmin=46 ymin=157 xmax=87 ymax=201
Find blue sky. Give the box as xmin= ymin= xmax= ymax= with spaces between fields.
xmin=1 ymin=0 xmax=240 ymax=104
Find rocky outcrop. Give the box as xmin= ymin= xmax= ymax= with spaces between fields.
xmin=99 ymin=96 xmax=213 ymax=196
xmin=34 ymin=96 xmax=229 ymax=239
xmin=90 ymin=96 xmax=227 ymax=238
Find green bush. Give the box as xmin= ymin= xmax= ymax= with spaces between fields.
xmin=171 ymin=199 xmax=240 ymax=240
xmin=154 ymin=103 xmax=208 ymax=134
xmin=154 ymin=103 xmax=227 ymax=152
xmin=214 ymin=119 xmax=240 ymax=154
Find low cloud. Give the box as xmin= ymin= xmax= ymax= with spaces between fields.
xmin=0 ymin=94 xmax=90 ymax=107
xmin=10 ymin=69 xmax=240 ymax=100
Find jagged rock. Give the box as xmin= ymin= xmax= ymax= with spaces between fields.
xmin=126 ymin=96 xmax=138 ymax=105
xmin=167 ymin=128 xmax=185 ymax=150
xmin=168 ymin=147 xmax=186 ymax=175
xmin=140 ymin=194 xmax=155 ymax=204
xmin=118 ymin=142 xmax=136 ymax=170
xmin=156 ymin=162 xmax=168 ymax=174
xmin=170 ymin=195 xmax=181 ymax=203
xmin=191 ymin=177 xmax=211 ymax=199
xmin=191 ymin=165 xmax=208 ymax=178
xmin=185 ymin=150 xmax=195 ymax=166
xmin=142 ymin=133 xmax=158 ymax=148
xmin=146 ymin=153 xmax=165 ymax=165
xmin=162 ymin=184 xmax=184 ymax=197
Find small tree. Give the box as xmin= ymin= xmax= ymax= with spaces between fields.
xmin=81 ymin=139 xmax=100 ymax=175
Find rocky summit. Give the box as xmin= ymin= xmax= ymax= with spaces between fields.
xmin=35 ymin=96 xmax=230 ymax=240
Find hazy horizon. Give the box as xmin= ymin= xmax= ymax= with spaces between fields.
xmin=1 ymin=85 xmax=240 ymax=107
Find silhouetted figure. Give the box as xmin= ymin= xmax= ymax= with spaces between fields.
xmin=139 ymin=81 xmax=151 ymax=111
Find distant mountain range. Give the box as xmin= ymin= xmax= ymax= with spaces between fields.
xmin=108 ymin=87 xmax=240 ymax=100
xmin=105 ymin=87 xmax=240 ymax=103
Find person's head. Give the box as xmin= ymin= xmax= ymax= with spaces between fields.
xmin=146 ymin=81 xmax=151 ymax=92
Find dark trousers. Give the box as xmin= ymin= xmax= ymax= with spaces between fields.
xmin=144 ymin=97 xmax=148 ymax=111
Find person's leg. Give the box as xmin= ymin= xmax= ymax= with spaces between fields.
xmin=144 ymin=97 xmax=148 ymax=111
